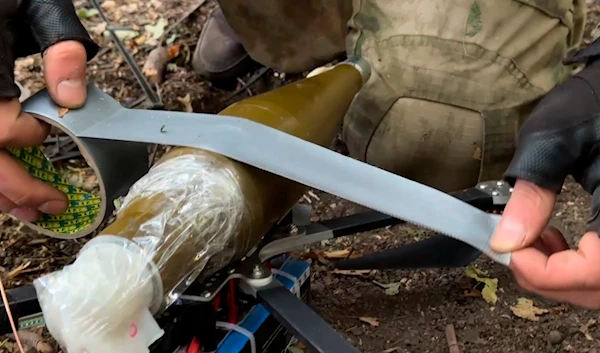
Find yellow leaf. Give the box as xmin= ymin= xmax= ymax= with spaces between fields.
xmin=323 ymin=249 xmax=351 ymax=259
xmin=481 ymin=277 xmax=498 ymax=304
xmin=465 ymin=266 xmax=488 ymax=278
xmin=510 ymin=298 xmax=549 ymax=321
xmin=359 ymin=317 xmax=379 ymax=327
xmin=464 ymin=266 xmax=498 ymax=304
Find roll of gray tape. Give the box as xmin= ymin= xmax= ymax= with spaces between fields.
xmin=17 ymin=83 xmax=510 ymax=265
xmin=9 ymin=89 xmax=149 ymax=239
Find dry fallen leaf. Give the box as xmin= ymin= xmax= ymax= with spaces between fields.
xmin=359 ymin=317 xmax=379 ymax=327
xmin=167 ymin=44 xmax=182 ymax=59
xmin=510 ymin=298 xmax=549 ymax=321
xmin=121 ymin=3 xmax=139 ymax=13
xmin=144 ymin=17 xmax=168 ymax=40
xmin=323 ymin=249 xmax=351 ymax=259
xmin=135 ymin=35 xmax=148 ymax=45
xmin=100 ymin=0 xmax=116 ymax=10
xmin=177 ymin=94 xmax=193 ymax=113
xmin=464 ymin=266 xmax=498 ymax=304
xmin=91 ymin=22 xmax=107 ymax=35
xmin=105 ymin=29 xmax=140 ymax=41
xmin=58 ymin=107 xmax=69 ymax=117
xmin=373 ymin=280 xmax=401 ymax=296
xmin=15 ymin=57 xmax=36 ymax=71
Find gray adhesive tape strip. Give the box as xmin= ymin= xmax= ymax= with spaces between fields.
xmin=21 ymin=84 xmax=511 ymax=266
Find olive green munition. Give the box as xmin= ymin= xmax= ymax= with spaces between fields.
xmin=100 ymin=59 xmax=369 ymax=309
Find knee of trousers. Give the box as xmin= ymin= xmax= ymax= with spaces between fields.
xmin=341 ymin=0 xmax=585 ymax=192
xmin=346 ymin=98 xmax=484 ymax=193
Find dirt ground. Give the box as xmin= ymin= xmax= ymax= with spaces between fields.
xmin=3 ymin=0 xmax=600 ymax=352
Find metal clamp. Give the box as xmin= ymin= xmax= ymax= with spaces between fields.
xmin=180 ymin=254 xmax=273 ymax=303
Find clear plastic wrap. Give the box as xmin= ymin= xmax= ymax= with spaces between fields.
xmin=34 ymin=148 xmax=258 ymax=353
xmin=34 ymin=235 xmax=165 ymax=353
xmin=31 ymin=59 xmax=368 ymax=353
xmin=103 ymin=148 xmax=256 ymax=303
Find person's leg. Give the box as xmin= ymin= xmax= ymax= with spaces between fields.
xmin=342 ymin=0 xmax=586 ymax=193
xmin=192 ymin=0 xmax=352 ymax=82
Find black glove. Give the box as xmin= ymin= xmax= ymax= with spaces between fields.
xmin=0 ymin=0 xmax=99 ymax=99
xmin=503 ymin=38 xmax=600 ymax=231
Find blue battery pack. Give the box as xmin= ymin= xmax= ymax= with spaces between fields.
xmin=216 ymin=259 xmax=311 ymax=353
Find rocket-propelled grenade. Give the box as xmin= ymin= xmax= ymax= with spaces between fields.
xmin=32 ymin=58 xmax=371 ymax=353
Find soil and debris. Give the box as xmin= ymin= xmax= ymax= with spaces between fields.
xmin=3 ymin=0 xmax=600 ymax=352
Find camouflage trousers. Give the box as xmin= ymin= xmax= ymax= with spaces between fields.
xmin=219 ymin=0 xmax=587 ymax=192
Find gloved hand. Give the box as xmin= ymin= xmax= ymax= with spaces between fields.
xmin=490 ymin=50 xmax=600 ymax=309
xmin=0 ymin=1 xmax=98 ymax=222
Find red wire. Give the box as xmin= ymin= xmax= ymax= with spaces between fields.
xmin=0 ymin=277 xmax=24 ymax=353
xmin=228 ymin=279 xmax=238 ymax=323
xmin=187 ymin=337 xmax=200 ymax=353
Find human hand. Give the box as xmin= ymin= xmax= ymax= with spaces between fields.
xmin=492 ymin=180 xmax=600 ymax=309
xmin=490 ymin=58 xmax=600 ymax=309
xmin=0 ymin=1 xmax=98 ymax=222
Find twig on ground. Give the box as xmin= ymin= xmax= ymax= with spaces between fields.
xmin=222 ymin=66 xmax=270 ymax=103
xmin=445 ymin=324 xmax=460 ymax=353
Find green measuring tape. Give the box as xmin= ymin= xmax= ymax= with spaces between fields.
xmin=6 ymin=146 xmax=101 ymax=236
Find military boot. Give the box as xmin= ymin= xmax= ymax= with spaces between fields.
xmin=192 ymin=7 xmax=256 ymax=84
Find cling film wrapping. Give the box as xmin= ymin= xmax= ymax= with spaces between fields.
xmin=29 ymin=61 xmax=366 ymax=353
xmin=30 ymin=148 xmax=263 ymax=353
xmin=101 ymin=147 xmax=261 ymax=304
